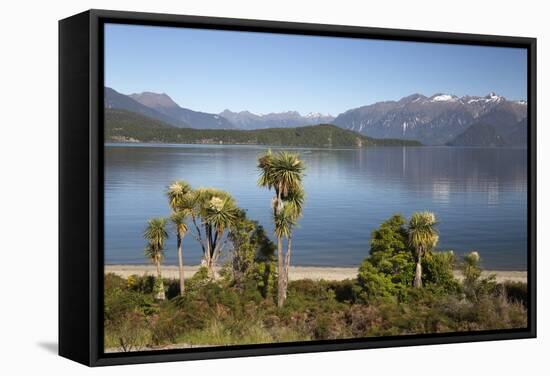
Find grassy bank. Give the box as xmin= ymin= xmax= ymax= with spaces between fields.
xmin=104 ymin=269 xmax=527 ymax=352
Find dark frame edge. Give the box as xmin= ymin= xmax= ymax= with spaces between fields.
xmin=59 ymin=10 xmax=93 ymax=366
xmin=89 ymin=10 xmax=101 ymax=367
xmin=87 ymin=8 xmax=535 ymax=46
xmin=93 ymin=330 xmax=535 ymax=367
xmin=527 ymin=38 xmax=537 ymax=339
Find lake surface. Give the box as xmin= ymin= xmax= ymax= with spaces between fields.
xmin=104 ymin=144 xmax=528 ymax=270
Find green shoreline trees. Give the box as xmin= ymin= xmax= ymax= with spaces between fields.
xmin=143 ymin=218 xmax=169 ymax=300
xmin=166 ymin=180 xmax=193 ymax=296
xmin=258 ymin=150 xmax=306 ymax=307
xmin=113 ymin=207 xmax=527 ymax=352
xmin=193 ymin=188 xmax=239 ymax=278
xmin=141 ymin=152 xmax=448 ymax=307
xmin=129 ymin=149 xmax=525 ymax=355
xmin=408 ymin=211 xmax=439 ymax=288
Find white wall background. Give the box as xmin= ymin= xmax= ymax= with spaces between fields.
xmin=0 ymin=0 xmax=547 ymax=373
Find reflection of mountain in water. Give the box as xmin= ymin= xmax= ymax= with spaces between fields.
xmin=300 ymin=146 xmax=527 ymax=196
xmin=104 ymin=144 xmax=528 ymax=270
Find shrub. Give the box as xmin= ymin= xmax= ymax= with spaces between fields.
xmin=422 ymin=251 xmax=461 ymax=294
xmin=185 ymin=266 xmax=210 ymax=293
xmin=502 ymin=281 xmax=528 ymax=308
xmin=356 ymin=260 xmax=396 ymax=301
xmin=150 ymin=303 xmax=193 ymax=345
xmin=254 ymin=261 xmax=277 ymax=299
xmin=128 ymin=274 xmax=156 ymax=294
xmin=460 ymin=251 xmax=497 ymax=302
xmin=225 ymin=210 xmax=277 ymax=298
xmin=105 ymin=310 xmax=151 ymax=352
xmin=368 ymin=214 xmax=415 ymax=285
xmin=104 ymin=283 xmax=156 ymax=322
xmin=355 ymin=214 xmax=416 ymax=301
xmin=327 ymin=279 xmax=357 ymax=303
xmin=344 ymin=304 xmax=383 ymax=336
xmin=285 ymin=279 xmax=339 ymax=311
xmin=104 ymin=273 xmax=126 ymax=291
xmin=164 ymin=278 xmax=181 ymax=299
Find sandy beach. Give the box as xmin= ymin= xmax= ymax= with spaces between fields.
xmin=105 ymin=264 xmax=527 ymax=283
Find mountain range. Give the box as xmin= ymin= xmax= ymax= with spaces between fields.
xmin=219 ymin=109 xmax=335 ymax=129
xmin=104 ymin=87 xmax=527 ymax=146
xmin=129 ymin=91 xmax=236 ymax=129
xmin=332 ymin=93 xmax=527 ymax=145
xmin=105 ymin=108 xmax=420 ymax=147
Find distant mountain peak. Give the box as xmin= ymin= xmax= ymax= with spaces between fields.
xmin=484 ymin=92 xmax=505 ymax=102
xmin=333 ymin=91 xmax=527 ymax=146
xmin=304 ymin=111 xmax=333 ymax=118
xmin=130 ymin=91 xmax=179 ymax=109
xmin=217 ymin=108 xmax=335 ymax=130
xmin=399 ymin=93 xmax=427 ymax=103
xmin=106 ymin=86 xmax=526 ymax=145
xmin=109 ymin=88 xmax=234 ymax=129
xmin=104 ymin=87 xmax=189 ymax=128
xmin=429 ymin=93 xmax=459 ymax=102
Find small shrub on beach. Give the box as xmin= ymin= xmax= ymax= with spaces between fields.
xmin=461 ymin=251 xmax=498 ymax=302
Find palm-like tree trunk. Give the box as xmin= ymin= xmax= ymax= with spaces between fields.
xmin=413 ymin=246 xmax=423 ymax=288
xmin=177 ymin=234 xmax=185 ymax=295
xmin=202 ymin=225 xmax=221 ymax=279
xmin=275 ymin=185 xmax=288 ymax=308
xmin=281 ymin=235 xmax=293 ymax=303
xmin=203 ymin=225 xmax=213 ymax=277
xmin=155 ymin=259 xmax=166 ymax=300
xmin=277 ymin=235 xmax=284 ymax=307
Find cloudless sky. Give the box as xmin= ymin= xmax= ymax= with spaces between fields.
xmin=105 ymin=23 xmax=527 ymax=116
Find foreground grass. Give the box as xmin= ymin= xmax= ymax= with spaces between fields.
xmin=104 ymin=272 xmax=527 ymax=352
xmin=174 ymin=320 xmax=309 ymax=347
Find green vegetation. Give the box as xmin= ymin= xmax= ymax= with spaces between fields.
xmin=106 ymin=211 xmax=527 ymax=352
xmin=190 ymin=188 xmax=240 ymax=277
xmin=105 ymin=150 xmax=525 ymax=352
xmin=143 ymin=218 xmax=168 ymax=300
xmin=408 ymin=211 xmax=439 ymax=288
xmin=258 ymin=151 xmax=306 ymax=307
xmin=105 ymin=108 xmax=421 ymax=147
xmin=166 ymin=180 xmax=193 ymax=295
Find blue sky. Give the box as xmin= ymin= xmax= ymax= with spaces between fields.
xmin=105 ymin=23 xmax=527 ymax=116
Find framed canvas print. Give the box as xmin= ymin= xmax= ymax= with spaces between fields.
xmin=59 ymin=9 xmax=536 ymax=366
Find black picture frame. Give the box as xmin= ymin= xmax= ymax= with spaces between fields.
xmin=59 ymin=9 xmax=537 ymax=367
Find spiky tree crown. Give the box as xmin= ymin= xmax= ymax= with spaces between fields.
xmin=144 ymin=217 xmax=168 ymax=263
xmin=408 ymin=211 xmax=439 ymax=251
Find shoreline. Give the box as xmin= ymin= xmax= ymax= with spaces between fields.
xmin=105 ymin=264 xmax=527 ymax=284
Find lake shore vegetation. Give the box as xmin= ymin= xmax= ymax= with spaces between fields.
xmin=106 ymin=150 xmax=527 ymax=352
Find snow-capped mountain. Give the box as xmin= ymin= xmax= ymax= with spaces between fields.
xmin=332 ymin=93 xmax=527 ymax=145
xmin=219 ymin=110 xmax=334 ymax=129
xmin=105 ymin=87 xmax=527 ymax=146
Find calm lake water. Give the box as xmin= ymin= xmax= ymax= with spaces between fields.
xmin=104 ymin=144 xmax=528 ymax=270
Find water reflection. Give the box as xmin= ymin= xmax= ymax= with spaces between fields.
xmin=105 ymin=144 xmax=527 ymax=270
